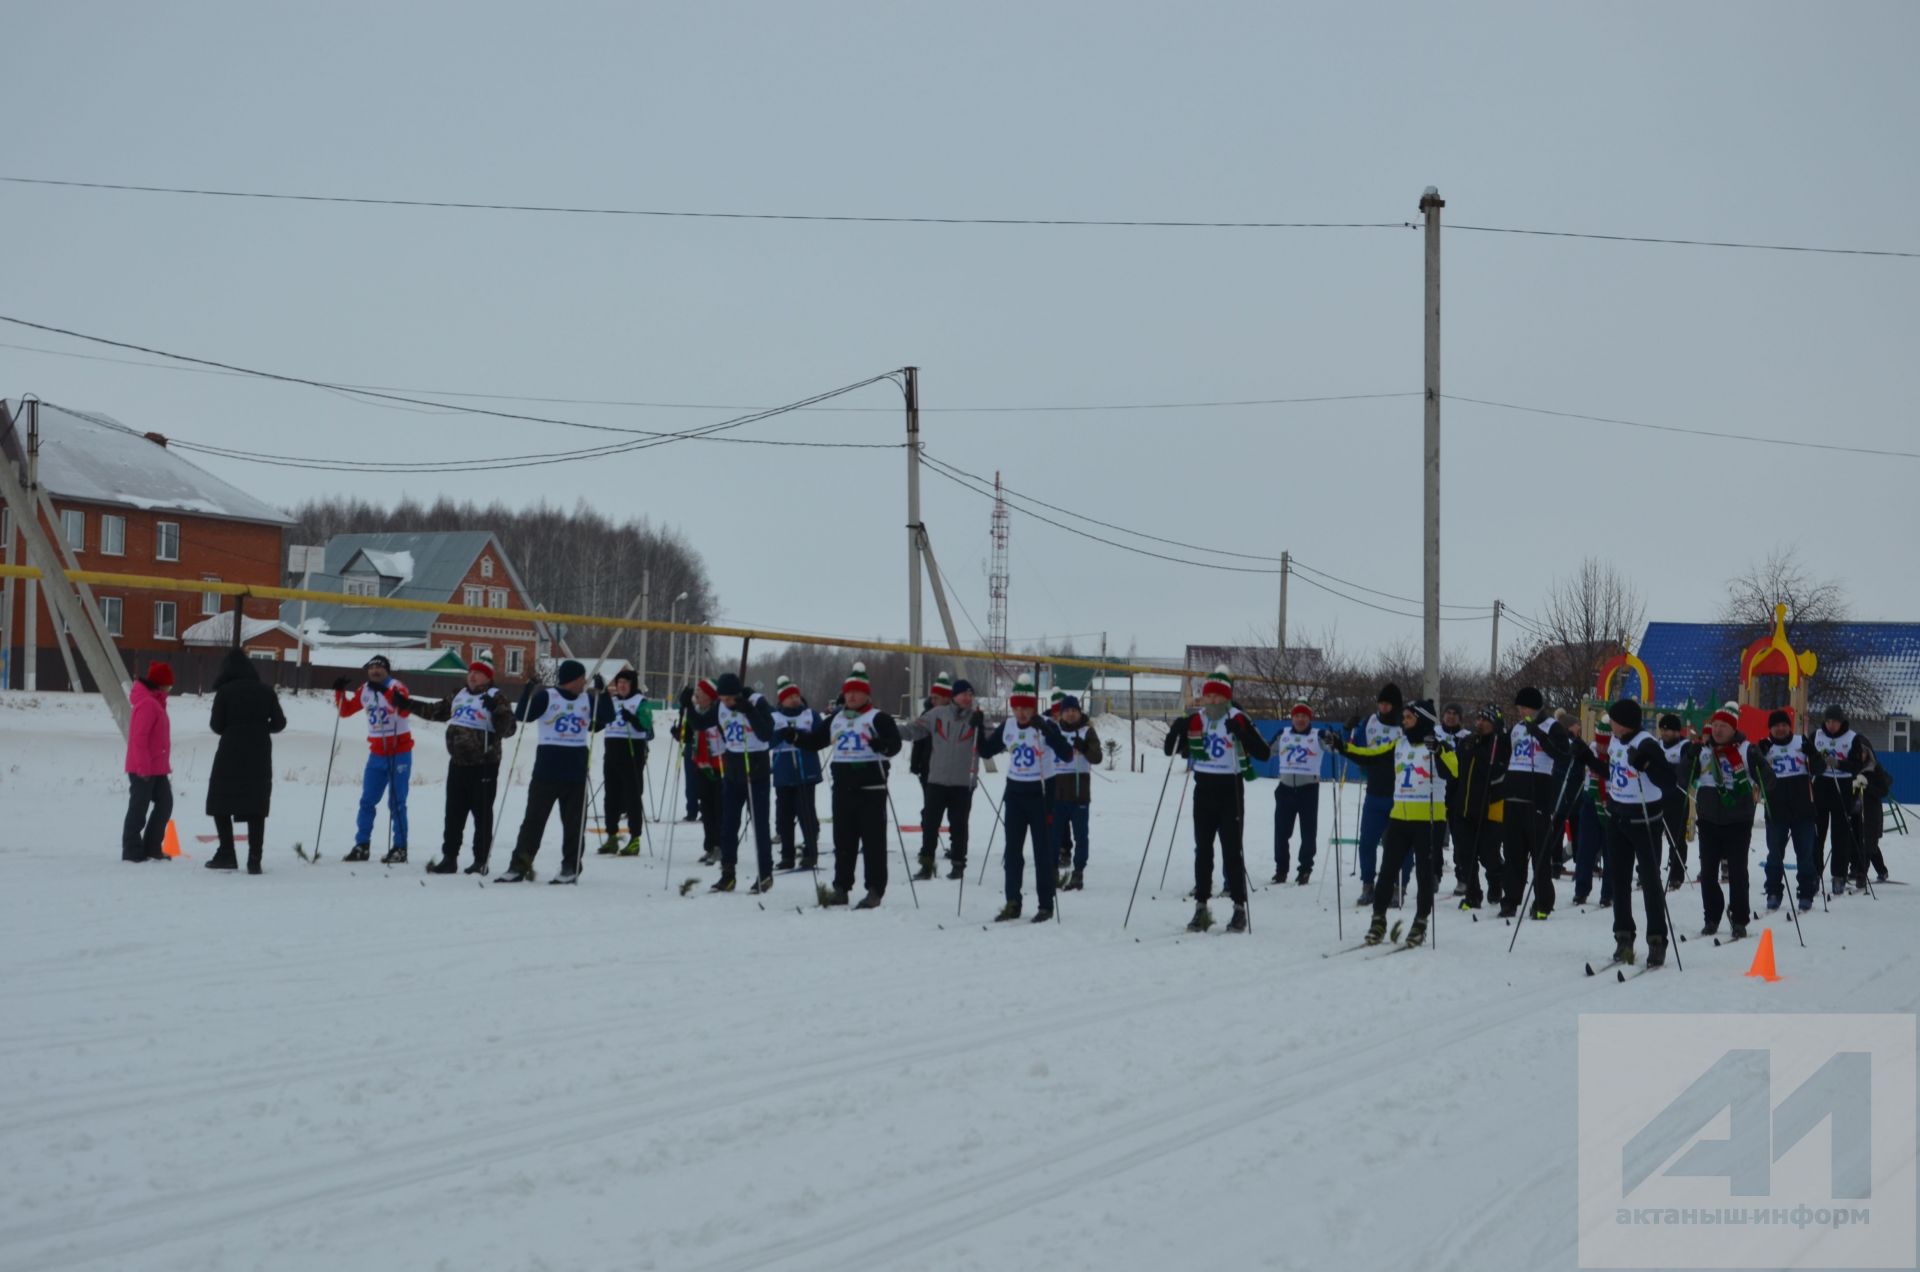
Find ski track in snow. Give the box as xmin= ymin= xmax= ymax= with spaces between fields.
xmin=0 ymin=692 xmax=1913 ymax=1271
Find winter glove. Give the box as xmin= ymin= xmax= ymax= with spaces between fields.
xmin=1853 ymin=774 xmax=1869 ymax=794
xmin=780 ymin=727 xmax=801 ymax=745
xmin=332 ymin=676 xmax=351 ymax=693
xmin=1319 ymin=729 xmax=1343 ymax=750
xmin=970 ymin=709 xmax=986 ymax=733
xmin=592 ymin=674 xmax=606 ymax=693
xmin=1345 ymin=714 xmax=1362 ymax=733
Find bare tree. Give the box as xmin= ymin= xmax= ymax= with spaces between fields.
xmin=1720 ymin=546 xmax=1849 ymax=628
xmin=1517 ymin=559 xmax=1646 ymax=704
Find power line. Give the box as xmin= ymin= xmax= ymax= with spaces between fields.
xmin=1443 ymin=394 xmax=1920 ymax=461
xmin=0 ymin=337 xmax=1418 ymax=416
xmin=11 ymin=176 xmax=1918 ymax=257
xmin=1288 ymin=569 xmax=1493 ymax=623
xmin=1448 ymin=223 xmax=1920 ymax=260
xmin=0 ymin=176 xmax=1409 ymax=231
xmin=1288 ymin=555 xmax=1495 ymax=613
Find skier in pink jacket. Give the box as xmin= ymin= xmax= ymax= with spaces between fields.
xmin=123 ymin=661 xmax=175 ymax=862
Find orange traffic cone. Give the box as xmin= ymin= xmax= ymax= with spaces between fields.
xmin=161 ymin=820 xmax=182 ymax=859
xmin=1744 ymin=927 xmax=1779 ymax=982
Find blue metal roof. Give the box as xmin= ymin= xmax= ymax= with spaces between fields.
xmin=1638 ymin=621 xmax=1920 ymax=716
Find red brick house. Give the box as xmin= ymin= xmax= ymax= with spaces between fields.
xmin=1 ymin=401 xmax=294 ymax=690
xmin=288 ymin=531 xmax=557 ymax=682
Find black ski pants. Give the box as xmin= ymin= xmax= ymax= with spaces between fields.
xmin=1372 ymin=819 xmax=1443 ymax=920
xmin=1607 ymin=803 xmax=1670 ymax=942
xmin=775 ymin=782 xmax=820 ymax=861
xmin=1503 ymin=798 xmax=1556 ymax=915
xmin=1192 ymin=773 xmax=1248 ymax=906
xmin=510 ymin=777 xmax=586 ymax=874
xmin=1815 ymin=782 xmax=1864 ymax=883
xmin=602 ymin=742 xmax=646 ymax=841
xmin=1661 ymin=796 xmax=1689 ymax=883
xmin=720 ymin=757 xmax=773 ymax=879
xmin=442 ymin=763 xmax=498 ymax=866
xmin=122 ymin=774 xmax=172 ymax=861
xmin=1002 ymin=784 xmax=1055 ymax=907
xmin=1697 ymin=818 xmax=1753 ymax=931
xmin=1458 ymin=813 xmax=1503 ymax=905
xmin=1272 ymin=781 xmax=1317 ymax=876
xmin=831 ymin=778 xmax=888 ymax=896
xmin=922 ymin=781 xmax=973 ymax=865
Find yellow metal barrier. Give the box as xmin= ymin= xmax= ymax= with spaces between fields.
xmin=0 ymin=561 xmax=1331 ymax=690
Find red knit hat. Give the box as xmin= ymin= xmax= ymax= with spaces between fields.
xmin=842 ymin=662 xmax=872 ymax=698
xmin=1201 ymin=666 xmax=1233 ymax=700
xmin=1710 ymin=702 xmax=1741 ymax=732
xmin=1290 ymin=701 xmax=1313 ymax=719
xmin=468 ymin=660 xmax=494 ymax=680
xmin=1008 ymin=674 xmax=1038 ymax=711
xmin=775 ymin=675 xmax=801 ymax=704
xmin=145 ymin=661 xmax=174 ymax=688
xmin=696 ymin=677 xmax=718 ymax=700
xmin=930 ymin=671 xmax=953 ymax=701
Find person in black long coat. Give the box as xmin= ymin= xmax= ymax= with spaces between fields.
xmin=205 ymin=649 xmax=287 ymax=874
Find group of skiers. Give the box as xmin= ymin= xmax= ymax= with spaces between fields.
xmin=119 ymin=650 xmax=1897 ymax=967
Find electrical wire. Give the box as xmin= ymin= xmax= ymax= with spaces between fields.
xmin=1443 ymin=394 xmax=1920 ymax=462
xmin=0 ymin=177 xmax=1409 ymax=231
xmin=1287 ymin=556 xmax=1496 ymax=613
xmin=1446 ymin=223 xmax=1920 ymax=260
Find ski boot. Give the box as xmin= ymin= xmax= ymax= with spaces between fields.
xmin=800 ymin=851 xmax=819 ymax=871
xmin=381 ymin=846 xmax=407 ymax=865
xmin=1224 ymin=905 xmax=1249 ymax=934
xmin=994 ymin=901 xmax=1023 ymax=922
xmin=697 ymin=851 xmax=718 ymax=867
xmin=1459 ymin=895 xmax=1482 ymax=911
xmin=1356 ymin=882 xmax=1375 ymax=907
xmin=464 ymin=856 xmax=489 ymax=876
xmin=1451 ymin=883 xmax=1466 ymax=897
xmin=776 ymin=851 xmax=797 ymax=872
xmin=1798 ymin=895 xmax=1815 ymax=912
xmin=1363 ymin=913 xmax=1388 ymax=946
xmin=1187 ymin=903 xmax=1214 ymax=933
xmin=1270 ymin=870 xmax=1287 ymax=885
xmin=818 ymin=886 xmax=849 ymax=907
xmin=1730 ymin=922 xmax=1748 ymax=940
xmin=854 ymin=892 xmax=884 ymax=910
xmin=425 ymin=854 xmax=459 ymax=875
xmin=946 ymin=861 xmax=967 ymax=880
xmin=750 ymin=875 xmax=773 ymax=895
xmin=205 ymin=851 xmax=238 ymax=872
xmin=1765 ymin=893 xmax=1782 ymax=912
xmin=493 ymin=864 xmax=533 ymax=883
xmin=1531 ymin=907 xmax=1551 ymax=921
xmin=1698 ymin=921 xmax=1718 ymax=938
xmin=1404 ymin=917 xmax=1427 ymax=948
xmin=597 ymin=837 xmax=622 ymax=856
xmin=1061 ymin=869 xmax=1084 ymax=892
xmin=344 ymin=844 xmax=371 ymax=863
xmin=617 ymin=840 xmax=641 ymax=857
xmin=1646 ymin=936 xmax=1668 ymax=968
xmin=246 ymin=850 xmax=262 ymax=876
xmin=1497 ymin=902 xmax=1518 ymax=919
xmin=1031 ymin=905 xmax=1055 ymax=924
xmin=1613 ymin=934 xmax=1637 ymax=965
xmin=913 ymin=855 xmax=936 ymax=882
xmin=710 ymin=873 xmax=737 ymax=893
xmin=550 ymin=867 xmax=580 ymax=885
xmin=1295 ymin=868 xmax=1311 ymax=886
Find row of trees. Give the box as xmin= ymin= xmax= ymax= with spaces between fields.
xmin=292 ymin=495 xmax=716 ymax=681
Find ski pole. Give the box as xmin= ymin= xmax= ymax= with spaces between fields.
xmin=1332 ymin=747 xmax=1344 ymax=941
xmin=1235 ymin=772 xmax=1249 ymax=934
xmin=1633 ymin=798 xmax=1682 ymax=971
xmin=310 ymin=701 xmax=343 ymax=863
xmin=880 ymin=767 xmax=920 ymax=909
xmin=1122 ymin=745 xmax=1181 ymax=928
xmin=494 ymin=689 xmax=530 ymax=843
xmin=576 ymin=689 xmax=598 ymax=877
xmin=661 ymin=721 xmax=685 ymax=889
xmin=1508 ymin=757 xmax=1581 ymax=954
xmin=1157 ymin=765 xmax=1191 ymax=890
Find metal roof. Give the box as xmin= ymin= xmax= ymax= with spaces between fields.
xmin=1638 ymin=621 xmax=1920 ymax=717
xmin=4 ymin=401 xmax=294 ymax=526
xmin=284 ymin=531 xmax=555 ymax=648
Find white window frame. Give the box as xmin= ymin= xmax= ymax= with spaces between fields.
xmin=343 ymin=577 xmax=377 ymax=598
xmin=506 ymin=647 xmax=524 ymax=676
xmin=98 ymin=596 xmax=123 ymax=638
xmin=488 ymin=588 xmax=507 ymax=609
xmin=201 ymin=576 xmax=222 ymax=616
xmin=462 ymin=585 xmax=484 ymax=608
xmin=60 ymin=509 xmax=85 ymax=551
xmin=1893 ymin=718 xmax=1913 ymax=754
xmin=100 ymin=514 xmax=126 ymax=557
xmin=153 ymin=601 xmax=177 ymax=641
xmin=480 ymin=556 xmax=494 ymax=579
xmin=248 ymin=649 xmax=277 ymax=662
xmin=155 ymin=521 xmax=181 ymax=562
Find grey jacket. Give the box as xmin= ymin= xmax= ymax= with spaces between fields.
xmin=895 ymin=703 xmax=984 ymax=788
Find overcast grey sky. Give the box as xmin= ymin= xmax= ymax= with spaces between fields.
xmin=5 ymin=1 xmax=1915 ymax=668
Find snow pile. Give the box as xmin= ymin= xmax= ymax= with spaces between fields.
xmin=358 ymin=549 xmax=416 ymax=586
xmin=0 ymin=689 xmax=1913 ymax=1270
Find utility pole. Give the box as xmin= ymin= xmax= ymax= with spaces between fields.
xmin=637 ymin=569 xmax=651 ymax=687
xmin=1420 ymin=186 xmax=1445 ymax=705
xmin=24 ymin=399 xmax=39 ymax=692
xmin=1489 ymin=598 xmax=1503 ymax=684
xmin=903 ymin=366 xmax=923 ymax=707
xmin=1098 ymin=631 xmax=1107 ymax=714
xmin=1277 ymin=550 xmax=1290 ymax=659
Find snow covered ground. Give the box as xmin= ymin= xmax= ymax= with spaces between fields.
xmin=2 ymin=690 xmax=1915 ymax=1271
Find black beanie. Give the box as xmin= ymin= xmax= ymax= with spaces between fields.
xmin=1377 ymin=683 xmax=1403 ymax=711
xmin=715 ymin=672 xmax=744 ymax=697
xmin=1405 ymin=698 xmax=1438 ymax=741
xmin=1514 ymin=687 xmax=1544 ymax=711
xmin=1608 ymin=698 xmax=1643 ymax=732
xmin=1768 ymin=709 xmax=1793 ymax=729
xmin=557 ymin=659 xmax=586 ymax=685
xmin=1824 ymin=704 xmax=1848 ymax=729
xmin=1658 ymin=712 xmax=1684 ymax=731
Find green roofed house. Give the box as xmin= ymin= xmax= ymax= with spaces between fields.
xmin=283 ymin=531 xmax=561 ymax=682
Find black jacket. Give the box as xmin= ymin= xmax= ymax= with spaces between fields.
xmin=1454 ymin=728 xmax=1510 ymax=822
xmin=205 ymin=650 xmax=287 ymax=819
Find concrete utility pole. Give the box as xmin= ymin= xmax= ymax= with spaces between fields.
xmin=903 ymin=366 xmax=923 ymax=706
xmin=1420 ymin=186 xmax=1445 ymax=705
xmin=1277 ymin=550 xmax=1290 ymax=658
xmin=24 ymin=400 xmax=39 ymax=691
xmin=1489 ymin=598 xmax=1503 ymax=684
xmin=637 ymin=569 xmax=651 ymax=687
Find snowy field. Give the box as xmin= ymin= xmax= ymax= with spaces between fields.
xmin=2 ymin=690 xmax=1916 ymax=1271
